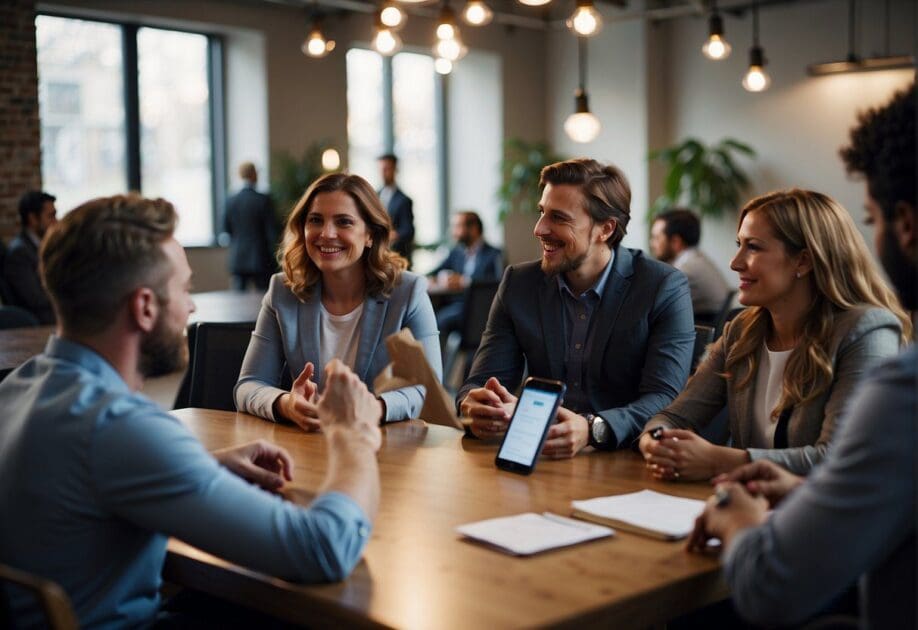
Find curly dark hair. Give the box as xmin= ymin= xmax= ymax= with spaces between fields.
xmin=839 ymin=83 xmax=915 ymax=219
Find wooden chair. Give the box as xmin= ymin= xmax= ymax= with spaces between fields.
xmin=0 ymin=563 xmax=78 ymax=630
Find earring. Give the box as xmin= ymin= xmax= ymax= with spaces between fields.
xmin=795 ymin=272 xmax=801 ymax=278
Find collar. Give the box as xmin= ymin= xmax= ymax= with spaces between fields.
xmin=25 ymin=229 xmax=41 ymax=248
xmin=463 ymin=240 xmax=483 ymax=256
xmin=671 ymin=247 xmax=697 ymax=268
xmin=557 ymin=249 xmax=615 ymax=299
xmin=45 ymin=335 xmax=131 ymax=395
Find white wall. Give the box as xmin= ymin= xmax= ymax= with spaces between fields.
xmin=223 ymin=28 xmax=270 ymax=191
xmin=546 ymin=17 xmax=651 ymax=250
xmin=658 ymin=0 xmax=915 ymax=280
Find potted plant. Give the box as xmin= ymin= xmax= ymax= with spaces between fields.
xmin=270 ymin=142 xmax=329 ymax=225
xmin=648 ymin=137 xmax=756 ymax=222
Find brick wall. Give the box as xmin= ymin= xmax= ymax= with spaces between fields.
xmin=0 ymin=0 xmax=41 ymax=242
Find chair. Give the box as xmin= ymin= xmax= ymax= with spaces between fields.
xmin=443 ymin=280 xmax=500 ymax=388
xmin=0 ymin=241 xmax=15 ymax=306
xmin=691 ymin=324 xmax=715 ymax=374
xmin=0 ymin=305 xmax=40 ymax=329
xmin=0 ymin=563 xmax=78 ymax=630
xmin=175 ymin=321 xmax=255 ymax=411
xmin=713 ymin=306 xmax=745 ymax=342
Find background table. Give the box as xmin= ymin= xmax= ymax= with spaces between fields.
xmin=187 ymin=289 xmax=264 ymax=324
xmin=166 ymin=409 xmax=727 ymax=629
xmin=0 ymin=325 xmax=54 ymax=381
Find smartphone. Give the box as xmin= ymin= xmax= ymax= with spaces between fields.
xmin=494 ymin=377 xmax=566 ymax=475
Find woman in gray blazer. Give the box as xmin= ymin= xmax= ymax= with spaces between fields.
xmin=640 ymin=189 xmax=910 ymax=480
xmin=234 ymin=173 xmax=442 ymax=429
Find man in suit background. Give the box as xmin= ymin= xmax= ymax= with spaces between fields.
xmin=4 ymin=190 xmax=58 ymax=323
xmin=429 ymin=210 xmax=503 ymax=339
xmin=649 ymin=207 xmax=731 ymax=323
xmin=458 ymin=159 xmax=694 ymax=458
xmin=377 ymin=154 xmax=415 ymax=265
xmin=223 ymin=162 xmax=277 ymax=291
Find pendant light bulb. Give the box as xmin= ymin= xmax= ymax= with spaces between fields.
xmin=380 ymin=2 xmax=406 ymax=29
xmin=518 ymin=0 xmax=551 ymax=6
xmin=701 ymin=12 xmax=730 ymax=60
xmin=436 ymin=5 xmax=458 ymax=40
xmin=433 ymin=35 xmax=467 ymax=61
xmin=462 ymin=0 xmax=493 ymax=26
xmin=742 ymin=45 xmax=770 ymax=92
xmin=434 ymin=57 xmax=453 ymax=74
xmin=302 ymin=18 xmax=335 ymax=58
xmin=374 ymin=23 xmax=403 ymax=56
xmin=564 ymin=89 xmax=601 ymax=143
xmin=566 ymin=0 xmax=602 ymax=37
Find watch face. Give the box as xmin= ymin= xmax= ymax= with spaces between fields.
xmin=592 ymin=417 xmax=610 ymax=444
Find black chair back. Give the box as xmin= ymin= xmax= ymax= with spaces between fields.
xmin=458 ymin=280 xmax=500 ymax=352
xmin=0 ymin=305 xmax=40 ymax=330
xmin=692 ymin=324 xmax=715 ymax=373
xmin=179 ymin=321 xmax=255 ymax=411
xmin=0 ymin=241 xmax=15 ymax=306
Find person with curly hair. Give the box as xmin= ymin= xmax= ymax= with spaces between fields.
xmin=687 ymin=83 xmax=916 ymax=628
xmin=234 ymin=172 xmax=442 ymax=430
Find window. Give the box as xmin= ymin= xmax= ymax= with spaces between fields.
xmin=36 ymin=14 xmax=222 ymax=246
xmin=346 ymin=48 xmax=444 ymax=247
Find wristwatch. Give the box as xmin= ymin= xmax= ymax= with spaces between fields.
xmin=586 ymin=413 xmax=613 ymax=450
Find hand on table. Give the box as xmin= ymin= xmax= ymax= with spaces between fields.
xmin=541 ymin=407 xmax=589 ymax=459
xmin=686 ymin=482 xmax=769 ymax=553
xmin=640 ymin=428 xmax=748 ymax=482
xmin=214 ymin=439 xmax=294 ymax=491
xmin=461 ymin=377 xmax=517 ymax=440
xmin=317 ymin=359 xmax=382 ymax=453
xmin=275 ymin=362 xmax=320 ymax=432
xmin=713 ymin=459 xmax=803 ymax=508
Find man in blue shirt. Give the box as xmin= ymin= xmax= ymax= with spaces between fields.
xmin=0 ymin=194 xmax=382 ymax=628
xmin=457 ymin=159 xmax=694 ymax=458
xmin=687 ymin=83 xmax=915 ymax=629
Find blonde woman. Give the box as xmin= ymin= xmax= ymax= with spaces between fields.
xmin=234 ymin=173 xmax=442 ymax=430
xmin=640 ymin=189 xmax=910 ymax=481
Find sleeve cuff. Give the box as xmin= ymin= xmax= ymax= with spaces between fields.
xmin=310 ymin=491 xmax=373 ymax=536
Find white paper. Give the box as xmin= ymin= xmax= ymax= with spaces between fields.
xmin=572 ymin=490 xmax=705 ymax=539
xmin=456 ymin=512 xmax=614 ymax=556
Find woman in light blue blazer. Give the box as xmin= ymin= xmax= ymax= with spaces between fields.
xmin=234 ymin=172 xmax=442 ymax=430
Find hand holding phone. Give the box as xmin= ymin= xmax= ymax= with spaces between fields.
xmin=494 ymin=378 xmax=566 ymax=475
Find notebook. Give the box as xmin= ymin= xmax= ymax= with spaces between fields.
xmin=456 ymin=512 xmax=614 ymax=556
xmin=571 ymin=489 xmax=706 ymax=541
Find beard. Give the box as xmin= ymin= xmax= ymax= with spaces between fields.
xmin=880 ymin=229 xmax=917 ymax=311
xmin=541 ymin=250 xmax=589 ymax=277
xmin=139 ymin=312 xmax=188 ymax=378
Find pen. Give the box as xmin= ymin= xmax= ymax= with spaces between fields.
xmin=714 ymin=486 xmax=731 ymax=508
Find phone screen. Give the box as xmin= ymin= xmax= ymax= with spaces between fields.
xmin=496 ymin=386 xmax=562 ymax=467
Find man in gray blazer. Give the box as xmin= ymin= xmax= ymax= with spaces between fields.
xmin=4 ymin=190 xmax=58 ymax=323
xmin=688 ymin=83 xmax=915 ymax=629
xmin=223 ymin=162 xmax=278 ymax=291
xmin=457 ymin=159 xmax=694 ymax=458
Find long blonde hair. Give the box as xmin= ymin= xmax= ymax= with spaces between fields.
xmin=725 ymin=189 xmax=911 ymax=415
xmin=280 ymin=173 xmax=407 ymax=301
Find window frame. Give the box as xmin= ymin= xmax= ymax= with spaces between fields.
xmin=36 ymin=11 xmax=227 ymax=246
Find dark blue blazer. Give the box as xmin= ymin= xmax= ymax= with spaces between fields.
xmin=457 ymin=246 xmax=695 ymax=446
xmin=431 ymin=242 xmax=503 ymax=281
xmin=3 ymin=232 xmax=55 ymax=324
xmin=384 ymin=188 xmax=414 ymax=260
xmin=223 ymin=186 xmax=277 ymax=275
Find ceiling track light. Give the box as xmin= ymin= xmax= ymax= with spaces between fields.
xmin=742 ymin=1 xmax=771 ymax=92
xmin=302 ymin=16 xmax=335 ymax=58
xmin=461 ymin=0 xmax=494 ymax=26
xmin=701 ymin=0 xmax=731 ymax=60
xmin=566 ymin=0 xmax=602 ymax=37
xmin=807 ymin=0 xmax=915 ymax=76
xmin=564 ymin=37 xmax=601 ymax=143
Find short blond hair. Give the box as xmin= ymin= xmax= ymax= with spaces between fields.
xmin=238 ymin=162 xmax=257 ymax=181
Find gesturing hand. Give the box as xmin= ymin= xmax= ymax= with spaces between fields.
xmin=641 ymin=428 xmax=748 ymax=482
xmin=214 ymin=439 xmax=294 ymax=491
xmin=461 ymin=377 xmax=517 ymax=440
xmin=317 ymin=359 xmax=382 ymax=453
xmin=712 ymin=459 xmax=803 ymax=508
xmin=541 ymin=407 xmax=589 ymax=459
xmin=275 ymin=362 xmax=320 ymax=432
xmin=686 ymin=482 xmax=769 ymax=553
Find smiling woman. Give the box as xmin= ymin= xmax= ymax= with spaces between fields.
xmin=640 ymin=188 xmax=911 ymax=481
xmin=234 ymin=173 xmax=443 ymax=430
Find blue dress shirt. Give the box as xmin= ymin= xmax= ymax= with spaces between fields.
xmin=0 ymin=337 xmax=371 ymax=629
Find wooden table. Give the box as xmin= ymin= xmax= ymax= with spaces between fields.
xmin=165 ymin=409 xmax=727 ymax=629
xmin=0 ymin=325 xmax=54 ymax=380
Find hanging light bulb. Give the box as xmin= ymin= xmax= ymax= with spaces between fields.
xmin=461 ymin=0 xmax=493 ymax=26
xmin=565 ymin=38 xmax=601 ymax=144
xmin=701 ymin=5 xmax=731 ymax=60
xmin=435 ymin=57 xmax=453 ymax=74
xmin=436 ymin=5 xmax=458 ymax=40
xmin=380 ymin=1 xmax=406 ymax=30
xmin=566 ymin=0 xmax=602 ymax=37
xmin=321 ymin=148 xmax=341 ymax=171
xmin=742 ymin=2 xmax=770 ymax=92
xmin=301 ymin=20 xmax=335 ymax=58
xmin=434 ymin=36 xmax=467 ymax=61
xmin=518 ymin=0 xmax=551 ymax=6
xmin=374 ymin=16 xmax=403 ymax=56
xmin=742 ymin=47 xmax=771 ymax=91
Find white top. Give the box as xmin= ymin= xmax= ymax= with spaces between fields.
xmin=751 ymin=343 xmax=793 ymax=448
xmin=318 ymin=302 xmax=365 ymax=385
